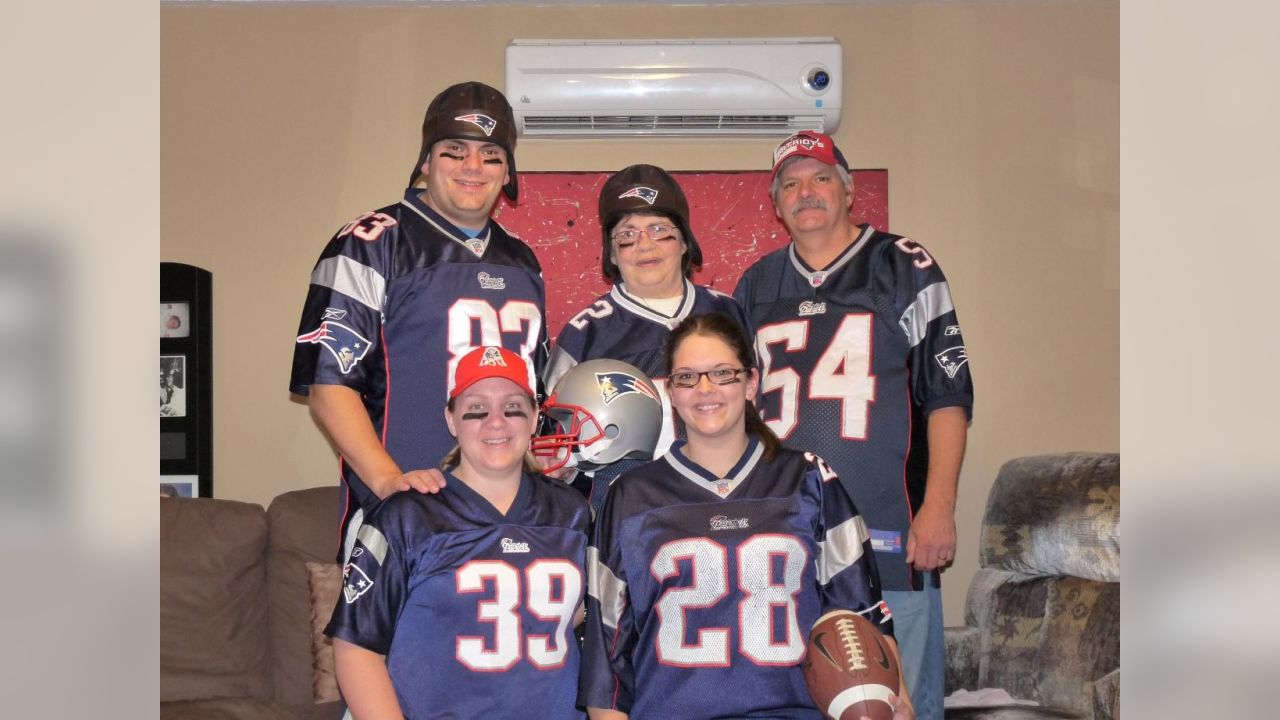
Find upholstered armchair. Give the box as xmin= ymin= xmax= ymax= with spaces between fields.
xmin=944 ymin=453 xmax=1120 ymax=719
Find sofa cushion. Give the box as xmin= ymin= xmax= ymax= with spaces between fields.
xmin=1033 ymin=578 xmax=1120 ymax=717
xmin=305 ymin=561 xmax=343 ymax=703
xmin=267 ymin=487 xmax=343 ymax=707
xmin=980 ymin=454 xmax=1119 ymax=582
xmin=161 ymin=497 xmax=272 ymax=702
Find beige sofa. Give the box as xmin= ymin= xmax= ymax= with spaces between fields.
xmin=160 ymin=486 xmax=343 ymax=720
xmin=943 ymin=453 xmax=1120 ymax=719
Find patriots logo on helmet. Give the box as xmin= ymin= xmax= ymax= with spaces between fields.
xmin=454 ymin=113 xmax=497 ymax=137
xmin=595 ymin=371 xmax=659 ymax=406
xmin=297 ymin=321 xmax=372 ymax=374
xmin=618 ymin=186 xmax=659 ymax=205
xmin=935 ymin=345 xmax=969 ymax=379
xmin=479 ymin=346 xmax=507 ymax=367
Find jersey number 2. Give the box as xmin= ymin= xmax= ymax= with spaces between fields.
xmin=755 ymin=314 xmax=877 ymax=440
xmin=455 ymin=559 xmax=582 ymax=672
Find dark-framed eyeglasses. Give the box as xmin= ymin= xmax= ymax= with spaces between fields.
xmin=669 ymin=367 xmax=749 ymax=388
xmin=611 ymin=223 xmax=679 ymax=249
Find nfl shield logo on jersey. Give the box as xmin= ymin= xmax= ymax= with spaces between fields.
xmin=454 ymin=113 xmax=497 ymax=136
xmin=934 ymin=346 xmax=969 ymax=379
xmin=618 ymin=186 xmax=659 ymax=205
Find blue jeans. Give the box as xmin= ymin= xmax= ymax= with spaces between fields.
xmin=883 ymin=576 xmax=945 ymax=720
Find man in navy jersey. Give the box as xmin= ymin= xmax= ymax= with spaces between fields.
xmin=290 ymin=81 xmax=548 ymax=558
xmin=733 ymin=131 xmax=973 ymax=720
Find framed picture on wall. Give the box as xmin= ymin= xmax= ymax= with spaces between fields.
xmin=160 ymin=355 xmax=187 ymax=418
xmin=160 ymin=475 xmax=198 ymax=498
xmin=160 ymin=302 xmax=191 ymax=338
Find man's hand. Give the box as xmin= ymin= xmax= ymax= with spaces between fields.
xmin=905 ymin=499 xmax=956 ymax=571
xmin=388 ymin=468 xmax=447 ymax=496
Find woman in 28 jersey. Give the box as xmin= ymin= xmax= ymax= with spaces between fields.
xmin=579 ymin=313 xmax=912 ymax=720
xmin=327 ymin=346 xmax=590 ymax=719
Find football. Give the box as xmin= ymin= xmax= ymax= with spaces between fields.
xmin=802 ymin=609 xmax=901 ymax=720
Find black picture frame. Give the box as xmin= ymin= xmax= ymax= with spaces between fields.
xmin=160 ymin=263 xmax=212 ymax=497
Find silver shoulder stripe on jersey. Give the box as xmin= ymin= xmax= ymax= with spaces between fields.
xmin=354 ymin=523 xmax=390 ymax=566
xmin=312 ymin=256 xmax=387 ymax=314
xmin=587 ymin=546 xmax=627 ymax=631
xmin=816 ymin=515 xmax=868 ymax=584
xmin=899 ymin=281 xmax=956 ymax=348
xmin=542 ymin=346 xmax=580 ymax=393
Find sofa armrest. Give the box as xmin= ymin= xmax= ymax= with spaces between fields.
xmin=1092 ymin=667 xmax=1119 ymax=720
xmin=944 ymin=625 xmax=981 ymax=693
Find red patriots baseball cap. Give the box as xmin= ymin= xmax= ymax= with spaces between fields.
xmin=770 ymin=130 xmax=850 ymax=181
xmin=449 ymin=346 xmax=535 ymax=402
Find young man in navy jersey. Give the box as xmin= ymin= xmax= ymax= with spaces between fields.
xmin=733 ymin=131 xmax=974 ymax=720
xmin=290 ymin=82 xmax=548 ymax=559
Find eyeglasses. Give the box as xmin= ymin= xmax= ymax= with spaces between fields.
xmin=669 ymin=367 xmax=750 ymax=388
xmin=611 ymin=223 xmax=679 ymax=249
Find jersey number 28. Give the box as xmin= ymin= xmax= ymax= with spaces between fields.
xmin=652 ymin=535 xmax=807 ymax=667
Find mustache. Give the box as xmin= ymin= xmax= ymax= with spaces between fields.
xmin=792 ymin=197 xmax=828 ymax=217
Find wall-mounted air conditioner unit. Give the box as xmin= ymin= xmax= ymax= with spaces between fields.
xmin=505 ymin=38 xmax=842 ymax=138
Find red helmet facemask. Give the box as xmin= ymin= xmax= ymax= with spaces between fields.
xmin=530 ymin=394 xmax=608 ymax=474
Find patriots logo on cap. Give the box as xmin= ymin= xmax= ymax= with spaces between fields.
xmin=479 ymin=346 xmax=507 ymax=368
xmin=595 ymin=371 xmax=659 ymax=406
xmin=774 ymin=133 xmax=826 ymax=166
xmin=935 ymin=346 xmax=969 ymax=379
xmin=618 ymin=186 xmax=659 ymax=205
xmin=296 ymin=321 xmax=372 ymax=374
xmin=454 ymin=113 xmax=497 ymax=137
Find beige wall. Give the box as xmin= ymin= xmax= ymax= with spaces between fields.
xmin=161 ymin=1 xmax=1118 ymax=621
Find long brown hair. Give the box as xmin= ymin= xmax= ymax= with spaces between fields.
xmin=665 ymin=312 xmax=781 ymax=461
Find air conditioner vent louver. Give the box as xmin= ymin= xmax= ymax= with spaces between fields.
xmin=520 ymin=114 xmax=828 ymax=135
xmin=506 ymin=38 xmax=843 ymax=138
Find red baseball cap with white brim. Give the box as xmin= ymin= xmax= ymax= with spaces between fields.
xmin=449 ymin=346 xmax=534 ymax=402
xmin=770 ymin=130 xmax=850 ymax=180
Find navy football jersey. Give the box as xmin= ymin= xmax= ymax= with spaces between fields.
xmin=733 ymin=225 xmax=974 ymax=591
xmin=545 ymin=280 xmax=753 ymax=514
xmin=326 ymin=472 xmax=590 ymax=720
xmin=290 ymin=190 xmax=549 ymax=545
xmin=579 ymin=438 xmax=891 ymax=719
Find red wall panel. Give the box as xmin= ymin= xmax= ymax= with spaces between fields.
xmin=494 ymin=170 xmax=888 ymax=339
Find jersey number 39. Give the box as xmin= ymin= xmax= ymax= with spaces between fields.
xmin=455 ymin=560 xmax=581 ymax=672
